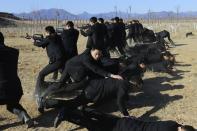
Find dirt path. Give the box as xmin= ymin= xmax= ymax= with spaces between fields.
xmin=0 ymin=36 xmax=196 ymax=131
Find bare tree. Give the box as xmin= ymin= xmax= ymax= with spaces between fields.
xmin=114 ymin=6 xmax=118 ymax=17
xmin=129 ymin=6 xmax=132 ymax=19
xmin=56 ymin=10 xmax=60 ymax=28
xmin=176 ymin=5 xmax=180 ymax=23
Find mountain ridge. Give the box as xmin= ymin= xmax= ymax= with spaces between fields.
xmin=13 ymin=8 xmax=197 ymax=20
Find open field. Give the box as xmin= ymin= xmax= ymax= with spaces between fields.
xmin=0 ymin=23 xmax=197 ymax=130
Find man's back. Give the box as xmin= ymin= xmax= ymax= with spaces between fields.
xmin=61 ymin=28 xmax=79 ymax=52
xmin=62 ymin=49 xmax=109 ymax=82
xmin=90 ymin=23 xmax=105 ymax=49
xmin=0 ymin=46 xmax=23 ymax=103
xmin=34 ymin=34 xmax=64 ymax=62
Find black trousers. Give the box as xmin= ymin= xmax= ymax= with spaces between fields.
xmin=59 ymin=108 xmax=119 ymax=131
xmin=35 ymin=60 xmax=63 ymax=97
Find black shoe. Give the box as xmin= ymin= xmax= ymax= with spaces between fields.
xmin=20 ymin=111 xmax=35 ymax=128
xmin=54 ymin=114 xmax=63 ymax=128
xmin=54 ymin=109 xmax=65 ymax=128
xmin=25 ymin=119 xmax=35 ymax=128
xmin=36 ymin=97 xmax=45 ymax=114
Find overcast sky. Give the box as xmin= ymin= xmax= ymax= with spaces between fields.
xmin=1 ymin=0 xmax=197 ymax=14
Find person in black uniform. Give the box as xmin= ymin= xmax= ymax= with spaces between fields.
xmin=136 ymin=20 xmax=144 ymax=43
xmin=119 ymin=18 xmax=127 ymax=50
xmin=34 ymin=26 xmax=65 ymax=112
xmin=61 ymin=21 xmax=79 ymax=60
xmin=0 ymin=32 xmax=34 ymax=128
xmin=52 ymin=21 xmax=79 ymax=80
xmin=108 ymin=17 xmax=125 ymax=55
xmin=54 ymin=108 xmax=195 ymax=131
xmin=133 ymin=20 xmax=140 ymax=43
xmin=98 ymin=18 xmax=110 ymax=57
xmin=80 ymin=17 xmax=105 ymax=50
xmin=126 ymin=21 xmax=136 ymax=45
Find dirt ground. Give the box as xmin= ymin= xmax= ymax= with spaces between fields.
xmin=0 ymin=34 xmax=197 ymax=131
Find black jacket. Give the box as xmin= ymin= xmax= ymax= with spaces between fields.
xmin=61 ymin=28 xmax=79 ymax=59
xmin=107 ymin=23 xmax=123 ymax=48
xmin=60 ymin=49 xmax=111 ymax=82
xmin=119 ymin=22 xmax=126 ymax=39
xmin=81 ymin=23 xmax=105 ymax=49
xmin=100 ymin=23 xmax=109 ymax=47
xmin=127 ymin=24 xmax=135 ymax=38
xmin=34 ymin=34 xmax=64 ymax=63
xmin=138 ymin=23 xmax=144 ymax=34
xmin=0 ymin=45 xmax=23 ymax=104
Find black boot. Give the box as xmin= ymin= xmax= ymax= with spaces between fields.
xmin=54 ymin=108 xmax=65 ymax=128
xmin=13 ymin=109 xmax=35 ymax=128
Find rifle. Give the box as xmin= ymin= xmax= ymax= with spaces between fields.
xmin=56 ymin=28 xmax=64 ymax=35
xmin=77 ymin=24 xmax=91 ymax=30
xmin=24 ymin=33 xmax=44 ymax=42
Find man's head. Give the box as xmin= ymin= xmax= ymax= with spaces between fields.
xmin=133 ymin=20 xmax=138 ymax=23
xmin=114 ymin=17 xmax=120 ymax=23
xmin=90 ymin=48 xmax=102 ymax=61
xmin=90 ymin=17 xmax=97 ymax=25
xmin=178 ymin=125 xmax=195 ymax=131
xmin=66 ymin=21 xmax=74 ymax=29
xmin=0 ymin=32 xmax=5 ymax=45
xmin=98 ymin=18 xmax=104 ymax=24
xmin=139 ymin=63 xmax=146 ymax=69
xmin=138 ymin=59 xmax=146 ymax=70
xmin=45 ymin=26 xmax=56 ymax=36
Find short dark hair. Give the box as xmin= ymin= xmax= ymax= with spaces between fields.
xmin=91 ymin=45 xmax=103 ymax=51
xmin=90 ymin=17 xmax=97 ymax=23
xmin=98 ymin=18 xmax=104 ymax=23
xmin=0 ymin=32 xmax=4 ymax=44
xmin=114 ymin=17 xmax=120 ymax=22
xmin=45 ymin=26 xmax=56 ymax=34
xmin=182 ymin=125 xmax=195 ymax=131
xmin=138 ymin=58 xmax=146 ymax=65
xmin=66 ymin=21 xmax=74 ymax=27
